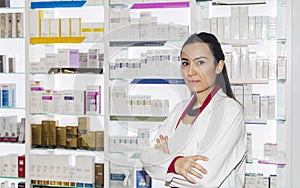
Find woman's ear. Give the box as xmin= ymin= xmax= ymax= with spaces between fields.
xmin=215 ymin=60 xmax=225 ymax=74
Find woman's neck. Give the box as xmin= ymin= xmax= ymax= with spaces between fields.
xmin=195 ymin=85 xmax=216 ymax=106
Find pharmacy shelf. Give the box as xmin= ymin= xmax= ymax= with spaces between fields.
xmin=30 ymin=148 xmax=104 ymax=154
xmin=246 ymin=158 xmax=286 ymax=167
xmin=30 ymin=37 xmax=85 ymax=44
xmin=130 ymin=1 xmax=189 ymax=9
xmin=245 ymin=118 xmax=286 ymax=125
xmin=30 ymin=113 xmax=104 ymax=117
xmin=0 ymin=72 xmax=25 ymax=75
xmin=30 ymin=1 xmax=86 ymax=9
xmin=212 ymin=1 xmax=266 ymax=5
xmin=110 ymin=40 xmax=166 ymax=47
xmin=0 ymin=107 xmax=25 ymax=110
xmin=230 ymin=80 xmax=269 ymax=84
xmin=47 ymin=68 xmax=103 ymax=74
xmin=31 ymin=184 xmax=77 ymax=188
xmin=0 ymin=37 xmax=24 ymax=40
xmin=130 ymin=78 xmax=185 ymax=85
xmin=110 ymin=115 xmax=167 ymax=122
xmin=0 ymin=176 xmax=25 ymax=180
xmin=221 ymin=38 xmax=287 ymax=46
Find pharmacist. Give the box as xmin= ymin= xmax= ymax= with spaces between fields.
xmin=140 ymin=32 xmax=247 ymax=187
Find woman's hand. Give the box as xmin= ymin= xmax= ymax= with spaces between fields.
xmin=174 ymin=155 xmax=209 ymax=184
xmin=154 ymin=135 xmax=169 ymax=154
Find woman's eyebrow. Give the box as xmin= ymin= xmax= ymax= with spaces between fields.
xmin=193 ymin=56 xmax=209 ymax=61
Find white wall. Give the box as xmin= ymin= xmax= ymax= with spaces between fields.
xmin=290 ymin=0 xmax=300 ymax=187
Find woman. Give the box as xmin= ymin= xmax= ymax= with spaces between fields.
xmin=140 ymin=32 xmax=247 ymax=187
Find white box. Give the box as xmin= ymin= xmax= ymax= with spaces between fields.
xmin=78 ymin=52 xmax=88 ymax=68
xmin=256 ymin=56 xmax=263 ymax=79
xmin=7 ymin=115 xmax=17 ymax=139
xmin=16 ymin=13 xmax=24 ymax=38
xmin=52 ymin=90 xmax=64 ymax=114
xmin=93 ymin=22 xmax=104 ymax=41
xmin=71 ymin=18 xmax=81 ymax=37
xmin=225 ymin=52 xmax=232 ymax=79
xmin=0 ymin=54 xmax=7 ymax=73
xmin=86 ymin=85 xmax=101 ymax=114
xmin=248 ymin=52 xmax=256 ymax=80
xmin=88 ymin=49 xmax=99 ymax=68
xmin=10 ymin=154 xmax=18 ymax=177
xmin=277 ymin=56 xmax=286 ymax=80
xmin=262 ymin=16 xmax=269 ymax=40
xmin=76 ymin=155 xmax=95 ymax=185
xmin=202 ymin=18 xmax=211 ymax=33
xmin=252 ymin=94 xmax=260 ymax=118
xmin=224 ymin=17 xmax=230 ymax=40
xmin=262 ymin=59 xmax=269 ymax=79
xmin=268 ymin=96 xmax=275 ymax=118
xmin=30 ymin=81 xmax=43 ymax=113
xmin=248 ymin=16 xmax=256 ymax=40
xmin=239 ymin=16 xmax=249 ymax=40
xmin=1 ymin=155 xmax=11 ymax=176
xmin=41 ymin=90 xmax=53 ymax=114
xmin=11 ymin=13 xmax=16 ymax=38
xmin=260 ymin=96 xmax=269 ymax=119
xmin=81 ymin=22 xmax=94 ymax=42
xmin=210 ymin=17 xmax=217 ymax=36
xmin=63 ymin=90 xmax=86 ymax=115
xmin=60 ymin=18 xmax=70 ymax=37
xmin=50 ymin=18 xmax=60 ymax=37
xmin=231 ymin=46 xmax=241 ymax=81
xmin=0 ymin=84 xmax=15 ymax=107
xmin=217 ymin=17 xmax=224 ymax=40
xmin=41 ymin=18 xmax=50 ymax=37
xmin=246 ymin=133 xmax=253 ymax=163
xmin=240 ymin=46 xmax=249 ymax=80
xmin=264 ymin=143 xmax=278 ymax=159
xmin=270 ymin=175 xmax=277 ymax=188
xmin=255 ymin=16 xmax=262 ymax=40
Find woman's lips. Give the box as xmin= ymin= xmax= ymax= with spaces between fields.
xmin=188 ymin=80 xmax=200 ymax=84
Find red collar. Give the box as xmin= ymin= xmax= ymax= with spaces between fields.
xmin=175 ymin=85 xmax=221 ymax=129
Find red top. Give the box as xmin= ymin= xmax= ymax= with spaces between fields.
xmin=167 ymin=85 xmax=221 ymax=173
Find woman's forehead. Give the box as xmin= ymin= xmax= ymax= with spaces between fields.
xmin=181 ymin=43 xmax=212 ymax=58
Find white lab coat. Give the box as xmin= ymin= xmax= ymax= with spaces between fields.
xmin=140 ymin=89 xmax=247 ymax=187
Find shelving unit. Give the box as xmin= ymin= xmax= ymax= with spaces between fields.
xmin=0 ymin=0 xmax=26 ymax=187
xmin=17 ymin=0 xmax=291 ymax=187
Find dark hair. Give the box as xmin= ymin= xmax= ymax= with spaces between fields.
xmin=181 ymin=32 xmax=236 ymax=100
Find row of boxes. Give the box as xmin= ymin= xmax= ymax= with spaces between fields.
xmin=30 ymin=82 xmax=101 ymax=115
xmin=0 ymin=182 xmax=24 ymax=188
xmin=110 ymin=49 xmax=182 ymax=78
xmin=30 ymin=48 xmax=104 ymax=73
xmin=110 ymin=10 xmax=189 ymax=41
xmin=110 ymin=128 xmax=149 ymax=153
xmin=232 ymin=85 xmax=275 ymax=119
xmin=0 ymin=13 xmax=23 ymax=38
xmin=0 ymin=116 xmax=25 ymax=143
xmin=201 ymin=6 xmax=276 ymax=41
xmin=82 ymin=22 xmax=104 ymax=42
xmin=245 ymin=173 xmax=277 ymax=188
xmin=30 ymin=10 xmax=82 ymax=38
xmin=111 ymin=88 xmax=169 ymax=116
xmin=0 ymin=55 xmax=16 ymax=73
xmin=30 ymin=154 xmax=104 ymax=188
xmin=225 ymin=46 xmax=287 ymax=81
xmin=0 ymin=84 xmax=15 ymax=108
xmin=31 ymin=118 xmax=104 ymax=150
xmin=246 ymin=133 xmax=278 ymax=164
xmin=0 ymin=154 xmax=25 ymax=178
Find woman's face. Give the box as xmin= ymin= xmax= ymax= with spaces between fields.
xmin=181 ymin=42 xmax=218 ymax=93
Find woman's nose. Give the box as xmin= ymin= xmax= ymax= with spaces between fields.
xmin=188 ymin=63 xmax=197 ymax=76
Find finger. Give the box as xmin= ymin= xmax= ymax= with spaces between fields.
xmin=162 ymin=139 xmax=169 ymax=154
xmin=193 ymin=163 xmax=207 ymax=175
xmin=187 ymin=167 xmax=203 ymax=179
xmin=156 ymin=138 xmax=161 ymax=144
xmin=192 ymin=155 xmax=209 ymax=161
xmin=182 ymin=171 xmax=196 ymax=184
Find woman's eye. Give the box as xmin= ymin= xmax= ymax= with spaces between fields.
xmin=181 ymin=61 xmax=189 ymax=66
xmin=196 ymin=60 xmax=205 ymax=65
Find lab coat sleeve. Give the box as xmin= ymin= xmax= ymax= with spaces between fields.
xmin=168 ymin=102 xmax=246 ymax=187
xmin=140 ymin=101 xmax=185 ymax=182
